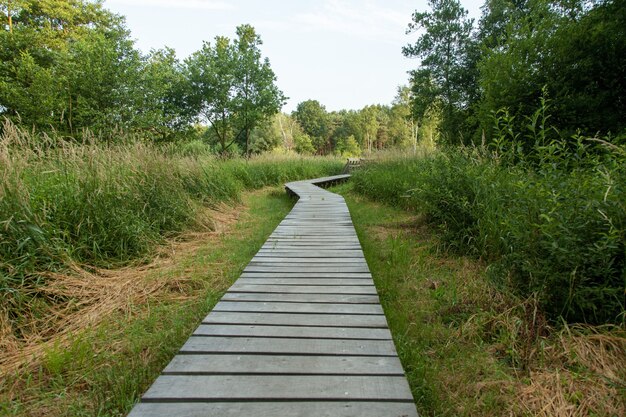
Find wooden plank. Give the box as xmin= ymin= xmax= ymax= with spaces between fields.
xmin=221 ymin=292 xmax=379 ymax=304
xmin=180 ymin=336 xmax=397 ymax=356
xmin=239 ymin=272 xmax=372 ymax=278
xmin=256 ymin=251 xmax=364 ymax=257
xmin=260 ymin=246 xmax=362 ymax=250
xmin=163 ymin=354 xmax=405 ymax=375
xmin=128 ymin=401 xmax=418 ymax=417
xmin=227 ymin=284 xmax=377 ymax=294
xmin=243 ymin=266 xmax=370 ymax=273
xmin=234 ymin=278 xmax=374 ymax=286
xmin=192 ymin=324 xmax=392 ymax=339
xmin=249 ymin=257 xmax=366 ymax=263
xmin=202 ymin=312 xmax=388 ymax=328
xmin=213 ymin=301 xmax=384 ymax=315
xmin=141 ymin=375 xmax=413 ymax=401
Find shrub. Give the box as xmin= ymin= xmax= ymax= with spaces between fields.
xmin=0 ymin=123 xmax=343 ymax=294
xmin=351 ymin=150 xmax=625 ymax=324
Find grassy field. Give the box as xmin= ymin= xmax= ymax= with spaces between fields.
xmin=0 ymin=122 xmax=344 ymax=415
xmin=1 ymin=187 xmax=294 ymax=416
xmin=332 ymin=181 xmax=625 ymax=417
xmin=0 ymin=123 xmax=342 ymax=379
xmin=350 ymin=149 xmax=625 ymax=324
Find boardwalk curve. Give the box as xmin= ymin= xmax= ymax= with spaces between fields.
xmin=128 ymin=174 xmax=418 ymax=417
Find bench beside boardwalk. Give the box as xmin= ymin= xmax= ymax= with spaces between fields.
xmin=128 ymin=174 xmax=418 ymax=417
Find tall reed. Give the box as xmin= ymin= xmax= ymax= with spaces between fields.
xmin=0 ymin=121 xmax=342 ymax=317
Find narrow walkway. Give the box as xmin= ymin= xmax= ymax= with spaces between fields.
xmin=128 ymin=175 xmax=418 ymax=417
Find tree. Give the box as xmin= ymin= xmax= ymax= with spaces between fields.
xmin=292 ymin=100 xmax=330 ymax=153
xmin=185 ymin=25 xmax=285 ymax=155
xmin=389 ymin=87 xmax=414 ymax=149
xmin=232 ymin=25 xmax=285 ymax=155
xmin=403 ymin=0 xmax=475 ymax=143
xmin=249 ymin=119 xmax=280 ymax=154
xmin=335 ymin=135 xmax=361 ymax=157
xmin=360 ymin=106 xmax=380 ymax=153
xmin=478 ymin=0 xmax=626 ymax=138
xmin=185 ymin=37 xmax=238 ymax=153
xmin=0 ymin=0 xmax=144 ymax=135
xmin=135 ymin=48 xmax=193 ymax=140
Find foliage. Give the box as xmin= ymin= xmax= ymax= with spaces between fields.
xmin=231 ymin=25 xmax=286 ymax=155
xmin=403 ymin=0 xmax=625 ymax=146
xmin=0 ymin=0 xmax=147 ymax=135
xmin=292 ymin=99 xmax=331 ymax=153
xmin=351 ymin=115 xmax=626 ymax=323
xmin=334 ymin=135 xmax=361 ymax=157
xmin=1 ymin=188 xmax=295 ymax=416
xmin=0 ymin=122 xmax=343 ymax=314
xmin=184 ymin=26 xmax=285 ymax=155
xmin=336 ymin=182 xmax=626 ymax=416
xmin=478 ymin=0 xmax=626 ymax=140
xmin=0 ymin=2 xmax=286 ymax=147
xmin=403 ymin=0 xmax=476 ymax=143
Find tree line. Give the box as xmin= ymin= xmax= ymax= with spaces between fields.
xmin=251 ymin=92 xmax=419 ymax=156
xmin=2 ymin=0 xmax=624 ymax=155
xmin=404 ymin=0 xmax=625 ymax=145
xmin=0 ymin=0 xmax=285 ymax=155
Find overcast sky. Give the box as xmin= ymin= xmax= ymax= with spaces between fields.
xmin=104 ymin=0 xmax=484 ymax=112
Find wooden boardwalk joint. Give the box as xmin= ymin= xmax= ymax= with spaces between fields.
xmin=128 ymin=174 xmax=418 ymax=417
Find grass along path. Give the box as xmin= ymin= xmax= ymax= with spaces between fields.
xmin=0 ymin=187 xmax=294 ymax=417
xmin=332 ymin=182 xmax=625 ymax=417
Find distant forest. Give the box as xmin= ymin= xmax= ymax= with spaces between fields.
xmin=1 ymin=0 xmax=624 ymax=155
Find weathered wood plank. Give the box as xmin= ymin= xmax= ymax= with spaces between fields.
xmin=163 ymin=354 xmax=404 ymax=375
xmin=141 ymin=375 xmax=413 ymax=401
xmin=239 ymin=272 xmax=372 ymax=278
xmin=180 ymin=336 xmax=397 ymax=356
xmin=192 ymin=324 xmax=392 ymax=339
xmin=202 ymin=312 xmax=388 ymax=328
xmin=234 ymin=278 xmax=371 ymax=286
xmin=252 ymin=250 xmax=365 ymax=262
xmin=243 ymin=266 xmax=370 ymax=273
xmin=221 ymin=292 xmax=379 ymax=304
xmin=227 ymin=284 xmax=377 ymax=294
xmin=213 ymin=301 xmax=384 ymax=315
xmin=249 ymin=257 xmax=366 ymax=263
xmin=128 ymin=402 xmax=418 ymax=417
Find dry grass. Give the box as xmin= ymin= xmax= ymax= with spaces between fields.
xmin=0 ymin=203 xmax=242 ymax=376
xmin=513 ymin=326 xmax=626 ymax=416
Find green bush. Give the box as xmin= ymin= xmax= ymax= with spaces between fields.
xmin=352 ymin=151 xmax=625 ymax=324
xmin=0 ymin=130 xmax=343 ymax=296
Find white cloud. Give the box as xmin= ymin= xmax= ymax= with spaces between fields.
xmin=105 ymin=0 xmax=235 ymax=11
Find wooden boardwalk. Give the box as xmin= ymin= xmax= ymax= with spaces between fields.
xmin=128 ymin=175 xmax=418 ymax=417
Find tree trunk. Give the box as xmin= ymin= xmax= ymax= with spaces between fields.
xmin=7 ymin=0 xmax=13 ymax=34
xmin=277 ymin=114 xmax=290 ymax=149
xmin=245 ymin=127 xmax=250 ymax=157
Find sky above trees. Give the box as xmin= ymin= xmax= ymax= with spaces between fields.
xmin=104 ymin=0 xmax=483 ymax=112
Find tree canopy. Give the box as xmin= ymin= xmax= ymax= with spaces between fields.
xmin=404 ymin=0 xmax=626 ymax=145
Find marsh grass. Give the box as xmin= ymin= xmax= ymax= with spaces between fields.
xmin=333 ymin=182 xmax=625 ymax=416
xmin=352 ymin=147 xmax=625 ymax=324
xmin=1 ymin=186 xmax=294 ymax=416
xmin=0 ymin=120 xmax=342 ymax=370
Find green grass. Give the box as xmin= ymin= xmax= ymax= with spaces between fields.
xmin=0 ymin=128 xmax=342 ymax=343
xmin=332 ymin=181 xmax=625 ymax=416
xmin=350 ymin=151 xmax=625 ymax=324
xmin=0 ymin=187 xmax=294 ymax=416
xmin=331 ymin=182 xmax=515 ymax=416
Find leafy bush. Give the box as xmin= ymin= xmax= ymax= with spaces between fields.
xmin=0 ymin=125 xmax=343 ymax=295
xmin=352 ymin=149 xmax=625 ymax=324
